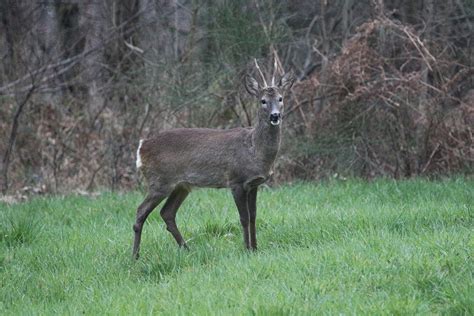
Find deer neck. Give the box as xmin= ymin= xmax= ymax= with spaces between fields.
xmin=251 ymin=110 xmax=281 ymax=169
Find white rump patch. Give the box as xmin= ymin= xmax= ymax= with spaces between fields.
xmin=136 ymin=139 xmax=144 ymax=169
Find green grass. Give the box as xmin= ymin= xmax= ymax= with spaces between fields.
xmin=1 ymin=178 xmax=473 ymax=315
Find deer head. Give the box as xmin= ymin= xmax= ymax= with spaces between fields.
xmin=244 ymin=59 xmax=296 ymax=126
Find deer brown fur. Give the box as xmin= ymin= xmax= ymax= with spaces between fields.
xmin=132 ymin=66 xmax=295 ymax=259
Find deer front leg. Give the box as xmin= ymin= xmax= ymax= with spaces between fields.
xmin=231 ymin=186 xmax=251 ymax=249
xmin=133 ymin=192 xmax=167 ymax=259
xmin=248 ymin=187 xmax=258 ymax=250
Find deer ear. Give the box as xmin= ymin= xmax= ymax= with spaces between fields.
xmin=278 ymin=70 xmax=296 ymax=92
xmin=244 ymin=75 xmax=259 ymax=97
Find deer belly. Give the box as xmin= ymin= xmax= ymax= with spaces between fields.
xmin=182 ymin=171 xmax=229 ymax=189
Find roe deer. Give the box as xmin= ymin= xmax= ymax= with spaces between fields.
xmin=132 ymin=60 xmax=295 ymax=259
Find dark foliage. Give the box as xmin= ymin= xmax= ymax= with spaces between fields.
xmin=0 ymin=0 xmax=472 ymax=193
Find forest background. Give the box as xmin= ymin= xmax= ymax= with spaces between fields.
xmin=1 ymin=0 xmax=472 ymax=194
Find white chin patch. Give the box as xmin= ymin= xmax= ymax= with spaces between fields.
xmin=270 ymin=119 xmax=281 ymax=126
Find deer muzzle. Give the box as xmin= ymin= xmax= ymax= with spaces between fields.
xmin=270 ymin=112 xmax=282 ymax=126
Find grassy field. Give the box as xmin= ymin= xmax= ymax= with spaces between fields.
xmin=0 ymin=178 xmax=473 ymax=315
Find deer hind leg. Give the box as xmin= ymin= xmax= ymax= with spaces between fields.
xmin=160 ymin=186 xmax=190 ymax=249
xmin=232 ymin=185 xmax=251 ymax=249
xmin=248 ymin=187 xmax=258 ymax=251
xmin=132 ymin=189 xmax=169 ymax=259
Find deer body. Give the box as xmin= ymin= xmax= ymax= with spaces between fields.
xmin=132 ymin=65 xmax=295 ymax=259
xmin=139 ymin=123 xmax=280 ymax=189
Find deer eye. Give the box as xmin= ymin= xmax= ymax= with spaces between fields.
xmin=261 ymin=99 xmax=266 ymax=104
xmin=279 ymin=97 xmax=283 ymax=102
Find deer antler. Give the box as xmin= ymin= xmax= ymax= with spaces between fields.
xmin=271 ymin=53 xmax=278 ymax=86
xmin=254 ymin=58 xmax=268 ymax=88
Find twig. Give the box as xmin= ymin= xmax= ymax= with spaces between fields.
xmin=138 ymin=103 xmax=151 ymax=138
xmin=1 ymin=86 xmax=35 ymax=193
xmin=239 ymin=96 xmax=252 ymax=127
xmin=421 ymin=143 xmax=440 ymax=174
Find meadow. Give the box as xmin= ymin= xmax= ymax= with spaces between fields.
xmin=1 ymin=178 xmax=473 ymax=315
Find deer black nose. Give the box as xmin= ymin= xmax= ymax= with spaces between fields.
xmin=270 ymin=112 xmax=281 ymax=121
xmin=269 ymin=112 xmax=281 ymax=125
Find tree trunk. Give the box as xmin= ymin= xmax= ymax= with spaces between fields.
xmin=80 ymin=0 xmax=106 ymax=118
xmin=37 ymin=1 xmax=62 ymax=103
xmin=416 ymin=0 xmax=434 ymax=173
